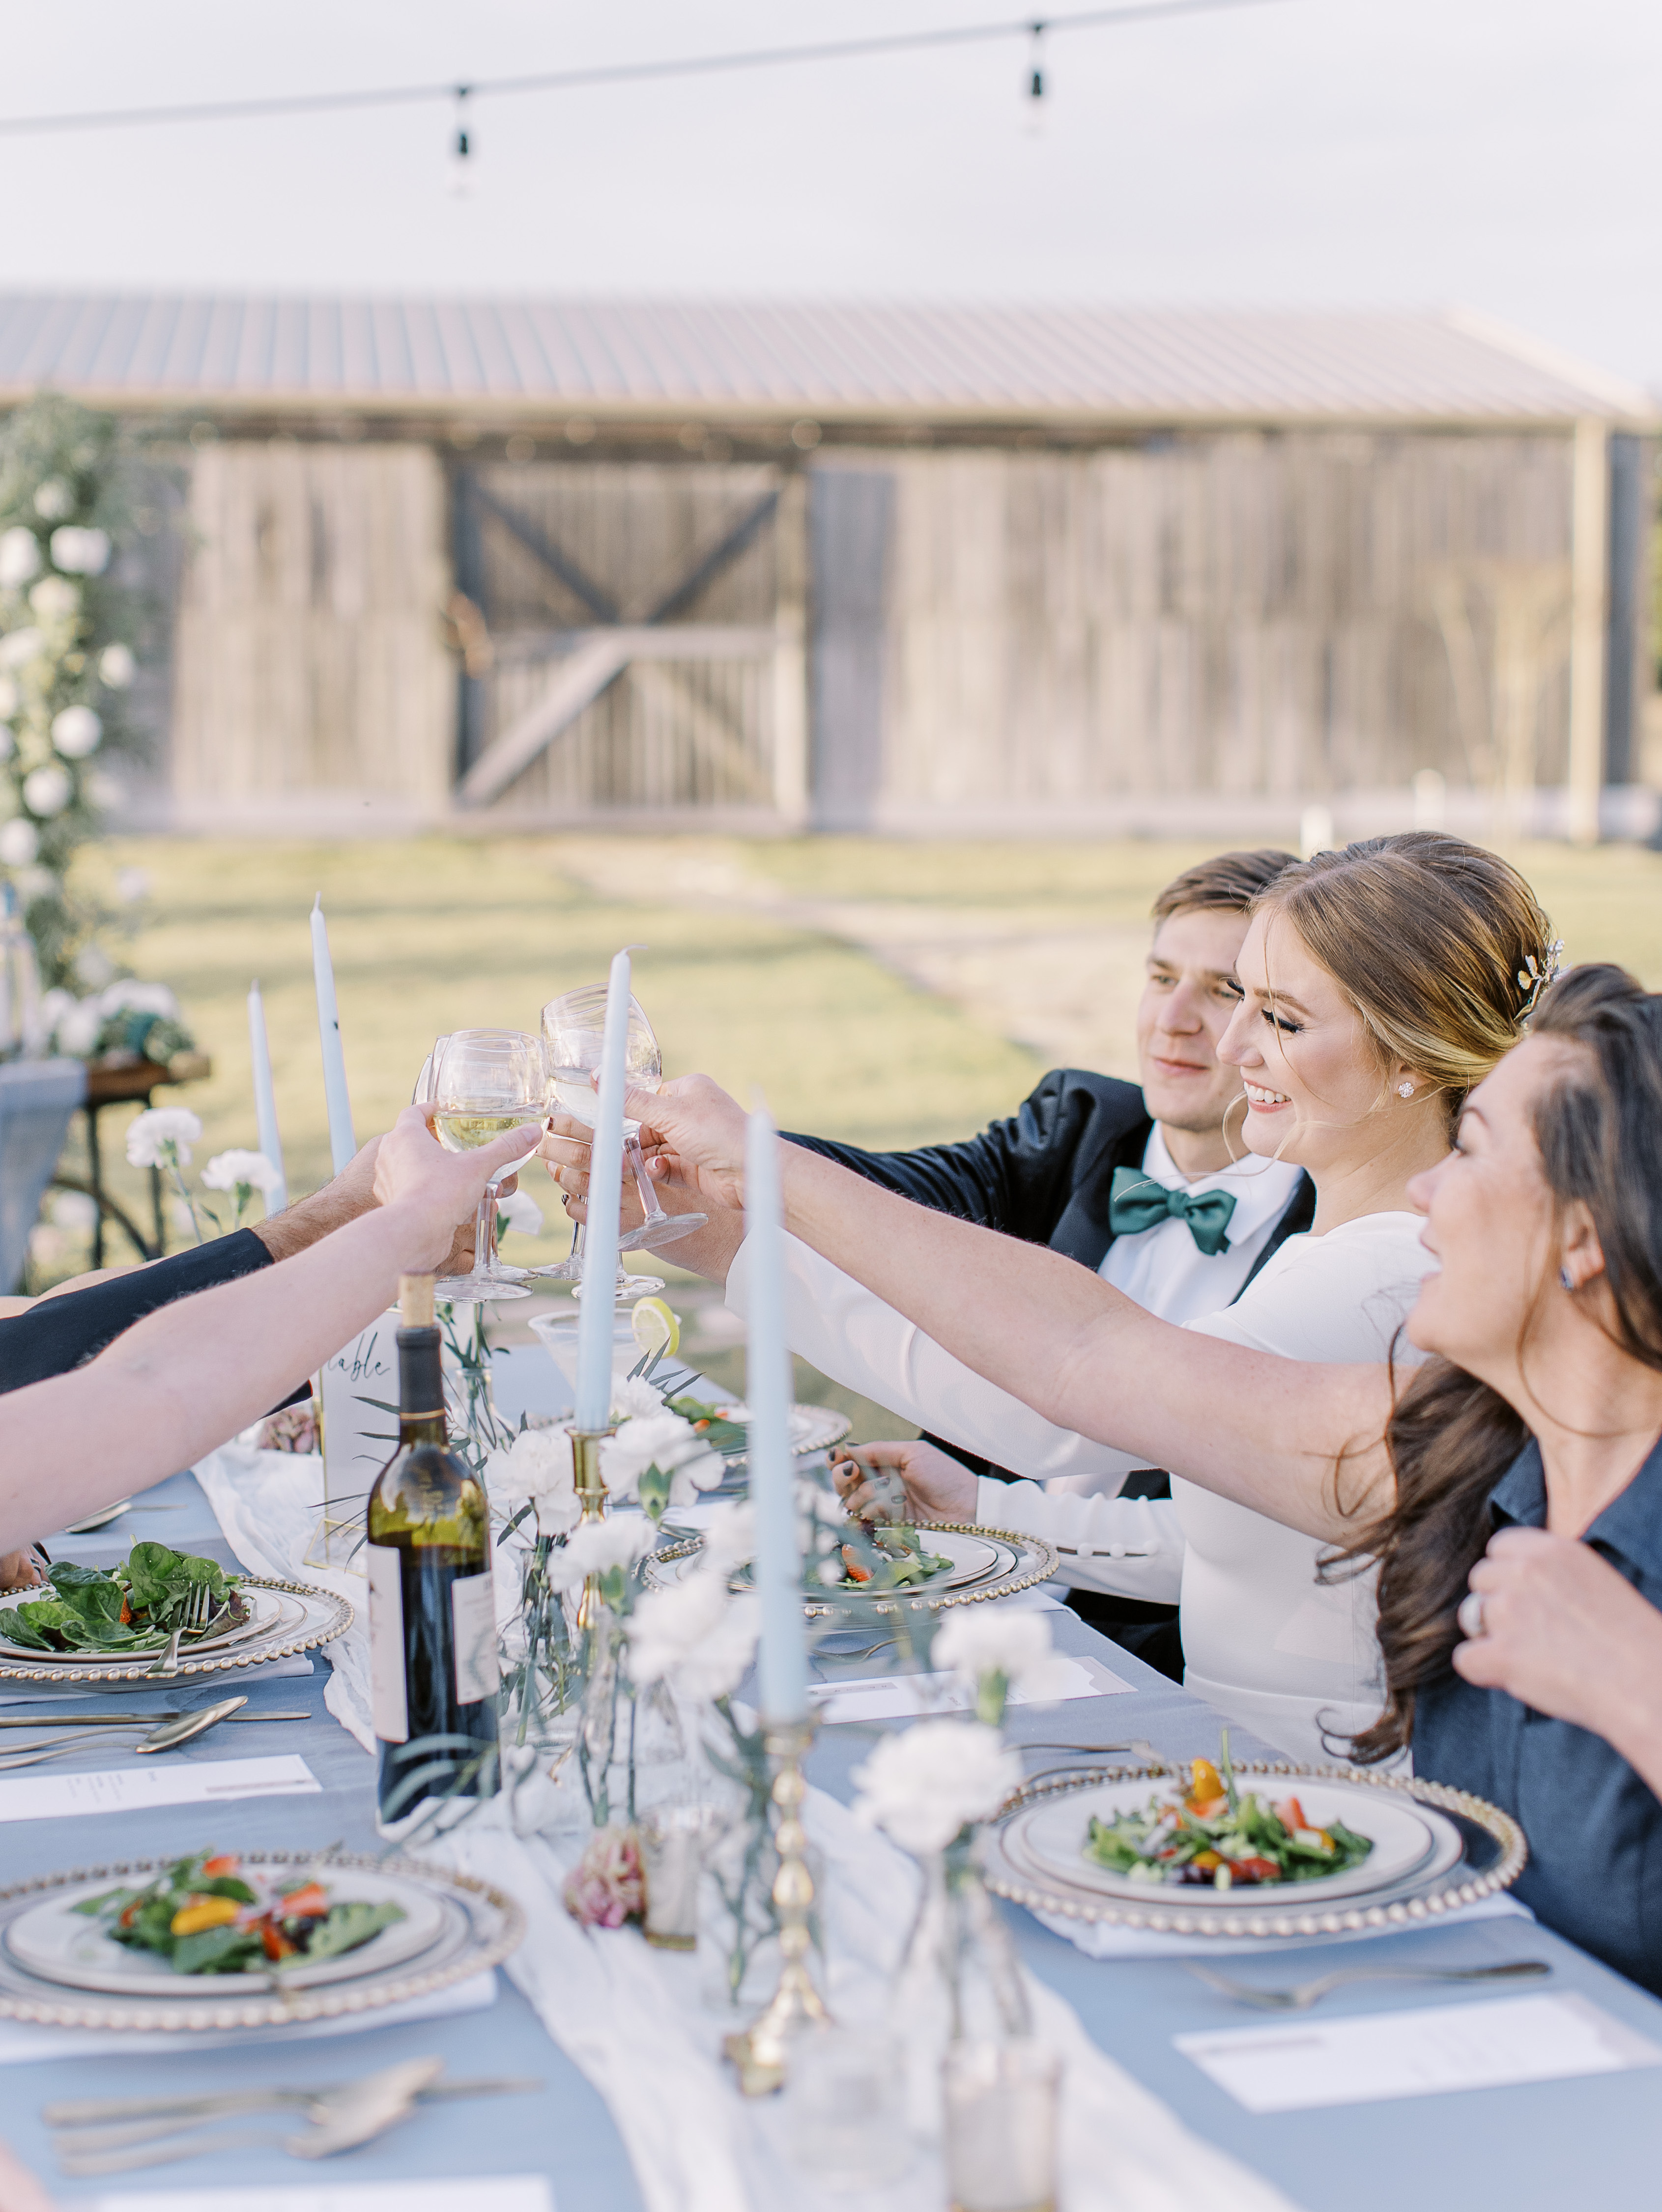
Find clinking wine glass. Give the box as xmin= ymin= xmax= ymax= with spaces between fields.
xmin=530 ymin=984 xmax=702 ymax=1291
xmin=428 ymin=1028 xmax=546 ymax=1304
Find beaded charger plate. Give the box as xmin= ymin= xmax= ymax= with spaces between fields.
xmin=983 ymin=1760 xmax=1527 ymax=1939
xmin=0 ymin=1851 xmax=524 ymax=2031
xmin=0 ymin=1579 xmax=353 ymax=1687
xmin=644 ymin=1523 xmax=1059 ymax=1619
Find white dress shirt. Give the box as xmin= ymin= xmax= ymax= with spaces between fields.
xmin=724 ymin=1196 xmax=1433 ymax=1764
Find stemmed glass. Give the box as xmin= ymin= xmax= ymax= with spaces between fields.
xmin=427 ymin=1028 xmax=547 ymax=1305
xmin=530 ymin=984 xmax=705 ymax=1291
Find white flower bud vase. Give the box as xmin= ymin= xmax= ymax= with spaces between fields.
xmin=890 ymin=1828 xmax=1032 ymax=2139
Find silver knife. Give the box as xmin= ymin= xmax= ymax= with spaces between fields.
xmin=0 ymin=1707 xmax=311 ymax=1728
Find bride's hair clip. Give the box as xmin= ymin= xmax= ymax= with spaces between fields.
xmin=1516 ymin=939 xmax=1564 ymax=1024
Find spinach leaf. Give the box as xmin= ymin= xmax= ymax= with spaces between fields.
xmin=170 ymin=1923 xmax=264 ymax=1976
xmin=291 ymin=1899 xmax=406 ymax=1964
xmin=0 ymin=1606 xmax=55 ymax=1650
xmin=124 ymin=1543 xmax=185 ymax=1611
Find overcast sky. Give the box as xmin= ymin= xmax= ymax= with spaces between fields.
xmin=3 ymin=0 xmax=1658 ymax=387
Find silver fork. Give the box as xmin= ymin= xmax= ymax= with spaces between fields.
xmin=1186 ymin=1958 xmax=1552 ymax=2013
xmin=146 ymin=1581 xmax=213 ymax=1679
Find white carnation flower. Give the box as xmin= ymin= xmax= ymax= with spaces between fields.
xmin=0 ymin=529 xmax=39 ymax=589
xmin=609 ymin=1374 xmax=665 ymax=1423
xmin=99 ymin=642 xmax=136 ymax=689
xmin=482 ymin=1425 xmax=579 ymax=1534
xmin=57 ymin=999 xmax=104 ymax=1056
xmin=627 ymin=1577 xmax=759 ymax=1700
xmin=48 ymin=526 xmax=109 ymax=577
xmin=0 ymin=627 xmax=44 ymax=670
xmin=201 ymin=1148 xmax=283 ymax=1197
xmin=98 ymin=979 xmax=177 ymax=1019
xmin=601 ymin=1410 xmax=725 ymax=1510
xmin=29 ymin=575 xmax=79 ymax=623
xmin=33 ymin=479 xmax=72 ymax=521
xmin=851 ymin=1720 xmax=1022 ymax=1856
xmin=22 ymin=764 xmax=71 ymax=818
xmin=494 ymin=1187 xmax=542 ymax=1239
xmin=125 ymin=1106 xmax=202 ymax=1168
xmin=51 ymin=705 xmax=101 ymax=759
xmin=701 ymin=1499 xmax=756 ymax=1576
xmin=0 ymin=818 xmax=37 ymax=867
xmin=932 ymin=1609 xmax=1075 ymax=1713
xmin=545 ymin=1514 xmax=655 ymax=1591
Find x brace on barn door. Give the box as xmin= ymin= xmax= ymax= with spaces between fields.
xmin=455 ymin=478 xmax=787 ymax=808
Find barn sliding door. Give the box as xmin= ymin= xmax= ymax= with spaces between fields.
xmin=452 ymin=460 xmax=806 ymax=824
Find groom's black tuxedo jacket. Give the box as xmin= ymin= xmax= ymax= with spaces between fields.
xmin=785 ymin=1069 xmax=1315 ymax=1679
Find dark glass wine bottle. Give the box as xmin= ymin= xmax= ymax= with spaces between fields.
xmin=367 ymin=1274 xmax=498 ymax=1831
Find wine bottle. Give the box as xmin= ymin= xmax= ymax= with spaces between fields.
xmin=367 ymin=1273 xmax=498 ymax=1832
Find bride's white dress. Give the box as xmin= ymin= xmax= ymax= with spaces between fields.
xmin=724 ymin=1213 xmax=1433 ymax=1762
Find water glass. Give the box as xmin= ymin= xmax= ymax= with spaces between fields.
xmin=639 ymin=1801 xmax=721 ymax=1950
xmin=782 ymin=2026 xmax=912 ymax=2190
xmin=942 ymin=2040 xmax=1061 ymax=2212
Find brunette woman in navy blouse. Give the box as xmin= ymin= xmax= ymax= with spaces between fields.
xmin=638 ymin=961 xmax=1662 ymax=1991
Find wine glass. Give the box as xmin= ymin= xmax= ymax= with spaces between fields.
xmin=428 ymin=1028 xmax=547 ymax=1304
xmin=530 ymin=984 xmax=703 ymax=1291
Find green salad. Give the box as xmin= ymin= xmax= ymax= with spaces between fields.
xmin=75 ymin=1849 xmax=406 ymax=1977
xmin=834 ymin=1521 xmax=953 ymax=1591
xmin=0 ymin=1544 xmax=246 ymax=1655
xmin=1084 ymin=1741 xmax=1374 ymax=1891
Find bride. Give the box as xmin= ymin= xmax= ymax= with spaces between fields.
xmin=614 ymin=961 xmax=1662 ymax=1992
xmin=580 ymin=835 xmax=1555 ymax=1763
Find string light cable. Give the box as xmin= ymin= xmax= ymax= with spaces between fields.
xmin=0 ymin=0 xmax=1290 ymax=140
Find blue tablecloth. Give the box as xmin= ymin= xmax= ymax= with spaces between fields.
xmin=6 ymin=1433 xmax=1662 ymax=2201
xmin=0 ymin=1058 xmax=85 ymax=1295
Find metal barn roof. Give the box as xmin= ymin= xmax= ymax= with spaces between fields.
xmin=0 ymin=291 xmax=1649 ymax=426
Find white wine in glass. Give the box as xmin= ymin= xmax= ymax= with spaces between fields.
xmin=429 ymin=1028 xmax=546 ymax=1305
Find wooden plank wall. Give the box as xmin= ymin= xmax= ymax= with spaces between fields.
xmin=810 ymin=431 xmax=1578 ymax=827
xmin=171 ymin=442 xmax=453 ymax=816
xmin=460 ymin=461 xmax=785 ymax=816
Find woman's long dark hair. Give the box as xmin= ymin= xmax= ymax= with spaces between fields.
xmin=1345 ymin=963 xmax=1662 ymax=1762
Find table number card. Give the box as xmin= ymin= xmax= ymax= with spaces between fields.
xmin=309 ymin=1310 xmax=400 ymax=1569
xmin=1176 ymin=1991 xmax=1662 ymax=2112
xmin=92 ymin=2181 xmax=555 ymax=2212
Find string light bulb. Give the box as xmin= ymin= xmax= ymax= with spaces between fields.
xmin=448 ymin=84 xmax=475 ymax=197
xmin=1024 ymin=21 xmax=1047 ymax=134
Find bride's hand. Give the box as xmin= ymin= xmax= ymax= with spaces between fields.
xmin=621 ymin=1075 xmax=750 ymax=1214
xmin=832 ymin=1440 xmax=977 ymax=1526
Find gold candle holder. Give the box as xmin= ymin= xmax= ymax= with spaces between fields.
xmin=569 ymin=1427 xmax=610 ymax=1632
xmin=723 ymin=1719 xmax=833 ymax=2096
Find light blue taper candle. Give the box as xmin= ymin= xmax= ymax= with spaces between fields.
xmin=747 ymin=1100 xmax=808 ymax=1724
xmin=573 ymin=949 xmax=632 ymax=1433
xmin=310 ymin=895 xmax=357 ymax=1175
xmin=246 ymin=980 xmax=288 ymax=1213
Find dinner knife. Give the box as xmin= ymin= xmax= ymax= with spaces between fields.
xmin=0 ymin=1706 xmax=311 ymax=1728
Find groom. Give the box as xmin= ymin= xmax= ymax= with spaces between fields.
xmin=552 ymin=847 xmax=1316 ymax=1673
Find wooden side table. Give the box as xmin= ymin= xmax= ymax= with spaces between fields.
xmin=50 ymin=1052 xmax=214 ymax=1267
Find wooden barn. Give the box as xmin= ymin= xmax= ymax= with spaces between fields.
xmin=0 ymin=292 xmax=1653 ymax=842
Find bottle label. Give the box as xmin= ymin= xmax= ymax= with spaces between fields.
xmin=451 ymin=1571 xmax=498 ymax=1706
xmin=367 ymin=1544 xmax=409 ymax=1744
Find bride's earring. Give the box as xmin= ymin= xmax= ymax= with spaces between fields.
xmin=1397 ymin=1082 xmax=1414 ymax=1098
xmin=1560 ymin=1267 xmax=1575 ymax=1292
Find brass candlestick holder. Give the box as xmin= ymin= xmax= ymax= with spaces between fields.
xmin=723 ymin=1719 xmax=833 ymax=2096
xmin=569 ymin=1427 xmax=609 ymax=1631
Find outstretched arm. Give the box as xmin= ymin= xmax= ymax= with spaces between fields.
xmin=626 ymin=1076 xmax=1395 ymax=1542
xmin=0 ymin=1110 xmax=541 ymax=1554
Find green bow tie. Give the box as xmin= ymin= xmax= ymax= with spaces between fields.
xmin=1107 ymin=1165 xmax=1237 ymax=1256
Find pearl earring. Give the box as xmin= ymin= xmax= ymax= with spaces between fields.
xmin=1397 ymin=1082 xmax=1414 ymax=1099
xmin=1560 ymin=1268 xmax=1575 ymax=1292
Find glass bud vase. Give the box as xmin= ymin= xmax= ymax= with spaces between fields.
xmin=495 ymin=1541 xmax=582 ymax=1837
xmin=889 ymin=1830 xmax=1032 ymax=2137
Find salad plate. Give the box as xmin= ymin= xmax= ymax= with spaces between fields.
xmin=1010 ymin=1777 xmax=1456 ymax=1908
xmin=644 ymin=1523 xmax=1057 ymax=1618
xmin=0 ymin=1580 xmax=351 ymax=1686
xmin=983 ymin=1760 xmax=1527 ymax=1938
xmin=5 ymin=1866 xmax=451 ymax=1998
xmin=0 ymin=1850 xmax=524 ymax=2031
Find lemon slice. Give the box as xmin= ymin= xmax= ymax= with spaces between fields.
xmin=631 ymin=1296 xmax=680 ymax=1367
